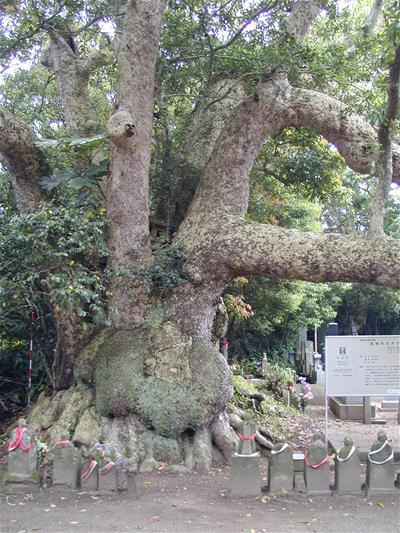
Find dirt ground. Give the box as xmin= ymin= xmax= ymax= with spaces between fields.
xmin=1 ymin=408 xmax=399 ymax=533
xmin=1 ymin=463 xmax=400 ymax=533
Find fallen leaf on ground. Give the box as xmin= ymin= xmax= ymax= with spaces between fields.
xmin=377 ymin=502 xmax=385 ymax=508
xmin=151 ymin=517 xmax=160 ymax=522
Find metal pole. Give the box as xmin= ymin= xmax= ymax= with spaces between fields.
xmin=325 ymin=342 xmax=328 ymax=447
xmin=28 ymin=311 xmax=34 ymax=405
xmin=314 ymin=323 xmax=318 ymax=354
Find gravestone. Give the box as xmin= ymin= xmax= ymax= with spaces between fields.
xmin=6 ymin=418 xmax=39 ymax=484
xmin=81 ymin=460 xmax=98 ymax=492
xmin=335 ymin=436 xmax=360 ymax=493
xmin=304 ymin=433 xmax=329 ymax=493
xmin=231 ymin=414 xmax=261 ymax=497
xmin=293 ymin=452 xmax=306 ymax=492
xmin=98 ymin=463 xmax=119 ymax=492
xmin=366 ymin=431 xmax=395 ymax=492
xmin=268 ymin=442 xmax=293 ymax=492
xmin=53 ymin=436 xmax=81 ymax=489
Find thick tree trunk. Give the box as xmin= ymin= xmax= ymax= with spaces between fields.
xmin=50 ymin=303 xmax=86 ymax=390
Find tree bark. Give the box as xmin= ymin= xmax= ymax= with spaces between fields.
xmin=0 ymin=107 xmax=49 ymax=211
xmin=106 ymin=0 xmax=166 ymax=329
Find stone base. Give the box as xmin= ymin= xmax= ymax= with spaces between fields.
xmin=294 ymin=472 xmax=306 ymax=493
xmin=98 ymin=468 xmax=118 ymax=493
xmin=305 ymin=464 xmax=330 ymax=493
xmin=335 ymin=460 xmax=361 ymax=493
xmin=231 ymin=453 xmax=261 ymax=497
xmin=81 ymin=463 xmax=98 ymax=492
xmin=2 ymin=471 xmax=40 ymax=494
xmin=268 ymin=461 xmax=294 ymax=492
xmin=366 ymin=461 xmax=395 ymax=492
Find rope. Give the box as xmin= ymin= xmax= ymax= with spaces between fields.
xmin=336 ymin=445 xmax=356 ymax=462
xmin=55 ymin=440 xmax=72 ymax=447
xmin=99 ymin=462 xmax=116 ymax=475
xmin=304 ymin=451 xmax=329 ymax=469
xmin=8 ymin=427 xmax=33 ymax=452
xmin=81 ymin=460 xmax=97 ymax=481
xmin=237 ymin=432 xmax=256 ymax=441
xmin=368 ymin=441 xmax=393 ymax=465
xmin=271 ymin=442 xmax=289 ymax=455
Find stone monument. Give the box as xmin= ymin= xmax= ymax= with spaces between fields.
xmin=81 ymin=459 xmax=98 ymax=492
xmin=304 ymin=432 xmax=329 ymax=493
xmin=335 ymin=436 xmax=360 ymax=493
xmin=98 ymin=462 xmax=119 ymax=492
xmin=293 ymin=452 xmax=306 ymax=492
xmin=268 ymin=442 xmax=293 ymax=492
xmin=6 ymin=418 xmax=39 ymax=484
xmin=231 ymin=413 xmax=261 ymax=497
xmin=53 ymin=435 xmax=81 ymax=489
xmin=366 ymin=431 xmax=395 ymax=492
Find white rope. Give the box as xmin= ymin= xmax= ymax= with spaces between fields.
xmin=369 ymin=440 xmax=389 ymax=456
xmin=336 ymin=445 xmax=356 ymax=462
xmin=271 ymin=442 xmax=289 ymax=455
xmin=368 ymin=451 xmax=394 ymax=465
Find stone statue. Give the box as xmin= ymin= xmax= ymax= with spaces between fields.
xmin=335 ymin=436 xmax=360 ymax=493
xmin=268 ymin=441 xmax=293 ymax=492
xmin=368 ymin=431 xmax=393 ymax=462
xmin=337 ymin=436 xmax=356 ymax=461
xmin=7 ymin=418 xmax=38 ymax=483
xmin=366 ymin=431 xmax=395 ymax=492
xmin=231 ymin=413 xmax=260 ymax=497
xmin=237 ymin=412 xmax=257 ymax=455
xmin=304 ymin=433 xmax=329 ymax=493
xmin=53 ymin=433 xmax=81 ymax=489
xmin=8 ymin=418 xmax=33 ymax=452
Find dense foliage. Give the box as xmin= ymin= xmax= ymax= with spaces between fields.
xmin=0 ymin=0 xmax=399 ymax=408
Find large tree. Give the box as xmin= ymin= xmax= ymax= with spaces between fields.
xmin=1 ymin=0 xmax=399 ymax=469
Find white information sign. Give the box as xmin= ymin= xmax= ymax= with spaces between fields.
xmin=326 ymin=335 xmax=400 ymax=396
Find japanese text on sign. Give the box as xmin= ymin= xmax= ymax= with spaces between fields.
xmin=326 ymin=336 xmax=400 ymax=396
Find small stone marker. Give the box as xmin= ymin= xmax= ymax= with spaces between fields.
xmin=366 ymin=431 xmax=395 ymax=492
xmin=98 ymin=462 xmax=119 ymax=492
xmin=81 ymin=460 xmax=98 ymax=492
xmin=304 ymin=432 xmax=329 ymax=493
xmin=293 ymin=452 xmax=306 ymax=492
xmin=231 ymin=414 xmax=261 ymax=497
xmin=335 ymin=436 xmax=360 ymax=493
xmin=6 ymin=418 xmax=39 ymax=484
xmin=53 ymin=435 xmax=81 ymax=489
xmin=268 ymin=442 xmax=293 ymax=492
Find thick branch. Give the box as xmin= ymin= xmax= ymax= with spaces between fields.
xmin=42 ymin=30 xmax=99 ymax=136
xmin=106 ymin=0 xmax=165 ymax=328
xmin=181 ymin=79 xmax=400 ymax=226
xmin=0 ymin=106 xmax=48 ymax=210
xmin=285 ymin=0 xmax=321 ymax=41
xmin=370 ymin=44 xmax=400 ymax=235
xmin=181 ymin=214 xmax=400 ymax=290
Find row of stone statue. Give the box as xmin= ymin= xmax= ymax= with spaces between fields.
xmin=232 ymin=428 xmax=397 ymax=497
xmin=4 ymin=419 xmax=131 ymax=493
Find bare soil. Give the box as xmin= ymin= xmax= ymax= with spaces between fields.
xmin=1 ymin=459 xmax=400 ymax=533
xmin=2 ymin=408 xmax=399 ymax=533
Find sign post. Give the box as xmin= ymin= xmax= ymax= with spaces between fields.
xmin=325 ymin=335 xmax=400 ymax=446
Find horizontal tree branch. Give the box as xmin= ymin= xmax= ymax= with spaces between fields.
xmin=221 ymin=215 xmax=400 ymax=288
xmin=180 ymin=214 xmax=400 ymax=290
